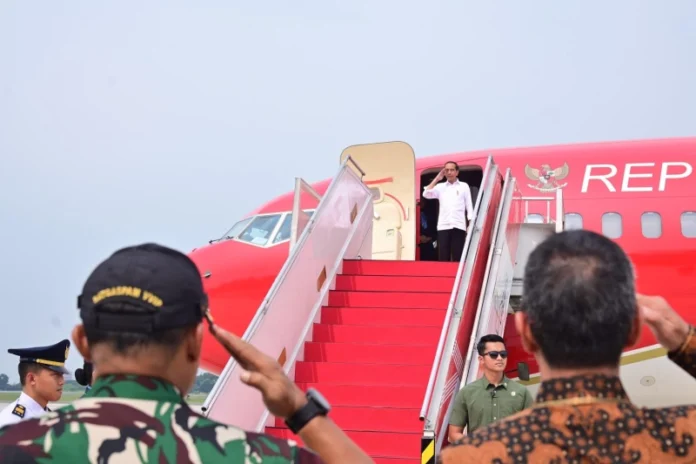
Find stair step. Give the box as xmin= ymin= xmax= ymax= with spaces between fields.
xmin=328 ymin=291 xmax=450 ymax=309
xmin=260 ymin=258 xmax=462 ymax=462
xmin=312 ymin=323 xmax=442 ymax=345
xmin=304 ymin=342 xmax=436 ymax=365
xmin=335 ymin=275 xmax=455 ymax=293
xmin=295 ymin=361 xmax=431 ymax=385
xmin=274 ymin=406 xmax=422 ymax=433
xmin=266 ymin=427 xmax=422 ymax=460
xmin=321 ymin=307 xmax=446 ymax=327
xmin=295 ymin=382 xmax=427 ymax=408
xmin=342 ymin=259 xmax=459 ymax=277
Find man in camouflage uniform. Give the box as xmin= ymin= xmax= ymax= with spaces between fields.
xmin=0 ymin=243 xmax=371 ymax=463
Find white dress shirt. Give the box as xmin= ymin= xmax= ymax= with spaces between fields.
xmin=0 ymin=391 xmax=50 ymax=428
xmin=423 ymin=179 xmax=475 ymax=231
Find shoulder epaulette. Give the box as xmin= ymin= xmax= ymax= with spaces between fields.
xmin=12 ymin=404 xmax=26 ymax=418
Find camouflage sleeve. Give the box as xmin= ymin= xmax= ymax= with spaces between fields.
xmin=243 ymin=431 xmax=325 ymax=463
xmin=0 ymin=417 xmax=53 ymax=463
xmin=668 ymin=325 xmax=696 ymax=378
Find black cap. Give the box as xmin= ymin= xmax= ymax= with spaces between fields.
xmin=77 ymin=243 xmax=209 ymax=333
xmin=8 ymin=339 xmax=71 ymax=374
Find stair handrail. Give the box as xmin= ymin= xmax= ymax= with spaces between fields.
xmin=431 ymin=169 xmax=516 ymax=450
xmin=202 ymin=155 xmax=368 ymax=415
xmin=419 ymin=156 xmax=494 ymax=420
xmin=290 ymin=178 xmax=322 ymax=250
xmin=555 ymin=188 xmax=564 ymax=232
xmin=458 ymin=168 xmax=514 ymax=388
xmin=344 ymin=155 xmax=367 ymax=178
xmin=419 ymin=162 xmax=503 ymax=455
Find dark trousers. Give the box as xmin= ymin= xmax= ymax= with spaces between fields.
xmin=438 ymin=228 xmax=467 ymax=262
xmin=419 ymin=242 xmax=437 ymax=261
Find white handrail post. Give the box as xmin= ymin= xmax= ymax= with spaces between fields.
xmin=290 ymin=178 xmax=322 ymax=251
xmin=290 ymin=178 xmax=302 ymax=250
xmin=555 ymin=189 xmax=564 ymax=232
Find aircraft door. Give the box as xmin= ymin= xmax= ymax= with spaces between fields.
xmin=340 ymin=141 xmax=416 ymax=261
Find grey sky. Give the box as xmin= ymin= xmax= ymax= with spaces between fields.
xmin=1 ymin=1 xmax=694 ymax=381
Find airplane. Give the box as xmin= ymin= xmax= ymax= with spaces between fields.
xmin=189 ymin=136 xmax=696 ymax=459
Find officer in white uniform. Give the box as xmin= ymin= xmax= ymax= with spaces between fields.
xmin=0 ymin=339 xmax=71 ymax=428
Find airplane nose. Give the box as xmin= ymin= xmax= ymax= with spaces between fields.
xmin=188 ymin=239 xmax=289 ymax=374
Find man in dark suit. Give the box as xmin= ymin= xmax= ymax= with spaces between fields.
xmin=419 ymin=199 xmax=438 ymax=261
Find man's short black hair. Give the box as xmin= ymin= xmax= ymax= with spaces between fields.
xmin=444 ymin=161 xmax=459 ymax=171
xmin=477 ymin=334 xmax=505 ymax=356
xmin=18 ymin=363 xmax=45 ymax=387
xmin=522 ymin=229 xmax=636 ymax=369
xmin=84 ymin=301 xmax=195 ymax=357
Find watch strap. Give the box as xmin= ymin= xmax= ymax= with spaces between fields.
xmin=285 ymin=396 xmax=326 ymax=434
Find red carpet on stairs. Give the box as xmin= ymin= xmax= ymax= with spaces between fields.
xmin=265 ymin=259 xmax=459 ymax=462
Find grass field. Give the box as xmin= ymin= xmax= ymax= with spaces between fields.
xmin=0 ymin=391 xmax=208 ymax=404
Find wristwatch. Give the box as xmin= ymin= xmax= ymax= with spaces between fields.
xmin=285 ymin=388 xmax=331 ymax=434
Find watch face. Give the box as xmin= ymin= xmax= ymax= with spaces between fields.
xmin=307 ymin=388 xmax=331 ymax=412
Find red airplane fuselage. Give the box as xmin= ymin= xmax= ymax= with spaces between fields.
xmin=190 ymin=137 xmax=696 ymax=404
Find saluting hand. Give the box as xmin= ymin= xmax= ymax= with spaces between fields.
xmin=211 ymin=325 xmax=308 ymax=419
xmin=637 ymin=294 xmax=691 ymax=353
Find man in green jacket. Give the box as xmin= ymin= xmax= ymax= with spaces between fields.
xmin=448 ymin=334 xmax=533 ymax=442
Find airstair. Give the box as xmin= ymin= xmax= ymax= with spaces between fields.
xmin=201 ymin=148 xmax=564 ymax=463
xmin=419 ymin=161 xmax=564 ymax=464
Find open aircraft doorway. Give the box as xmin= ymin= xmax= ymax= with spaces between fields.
xmin=418 ymin=165 xmax=484 ymax=261
xmin=341 ymin=141 xmax=417 ymax=261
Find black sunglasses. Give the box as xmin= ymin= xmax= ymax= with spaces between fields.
xmin=484 ymin=350 xmax=508 ymax=359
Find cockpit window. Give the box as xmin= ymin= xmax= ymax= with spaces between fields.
xmin=222 ymin=217 xmax=253 ymax=240
xmin=271 ymin=210 xmax=315 ymax=245
xmin=273 ymin=214 xmax=292 ymax=244
xmin=218 ymin=209 xmax=317 ymax=248
xmin=238 ymin=214 xmax=282 ymax=246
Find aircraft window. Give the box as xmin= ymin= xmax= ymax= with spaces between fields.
xmin=270 ymin=210 xmax=315 ymax=245
xmin=525 ymin=214 xmax=544 ymax=224
xmin=681 ymin=212 xmax=696 ymax=238
xmin=565 ymin=213 xmax=583 ymax=230
xmin=238 ymin=214 xmax=282 ymax=246
xmin=222 ymin=217 xmax=253 ymax=240
xmin=602 ymin=212 xmax=622 ymax=239
xmin=272 ymin=214 xmax=292 ymax=244
xmin=641 ymin=212 xmax=662 ymax=239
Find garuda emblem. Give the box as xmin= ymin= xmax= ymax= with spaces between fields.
xmin=524 ymin=162 xmax=570 ymax=192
